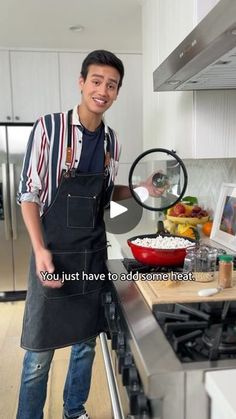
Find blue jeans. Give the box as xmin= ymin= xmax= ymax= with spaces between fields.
xmin=16 ymin=338 xmax=96 ymax=419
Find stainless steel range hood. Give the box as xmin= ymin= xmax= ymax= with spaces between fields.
xmin=153 ymin=0 xmax=236 ymax=91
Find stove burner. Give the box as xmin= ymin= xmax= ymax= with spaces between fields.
xmin=202 ymin=324 xmax=236 ymax=353
xmin=122 ymin=258 xmax=183 ymax=273
xmin=153 ymin=301 xmax=236 ymax=362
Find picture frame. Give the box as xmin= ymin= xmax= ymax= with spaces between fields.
xmin=210 ymin=183 xmax=236 ymax=253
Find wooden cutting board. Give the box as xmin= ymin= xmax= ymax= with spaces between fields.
xmin=135 ymin=271 xmax=236 ymax=308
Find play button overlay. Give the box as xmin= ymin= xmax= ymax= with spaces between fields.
xmin=110 ymin=201 xmax=128 ymax=218
xmin=104 ymin=196 xmax=143 ymax=234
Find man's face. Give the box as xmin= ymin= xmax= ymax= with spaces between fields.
xmin=79 ymin=64 xmax=120 ymax=115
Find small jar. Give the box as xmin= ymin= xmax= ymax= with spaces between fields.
xmin=218 ymin=254 xmax=234 ymax=288
xmin=183 ymin=247 xmax=196 ymax=272
xmin=207 ymin=248 xmax=218 ymax=280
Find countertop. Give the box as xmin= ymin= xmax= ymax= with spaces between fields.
xmin=135 ymin=273 xmax=236 ymax=306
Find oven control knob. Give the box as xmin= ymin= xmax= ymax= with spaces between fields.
xmin=130 ymin=393 xmax=150 ymax=417
xmin=101 ymin=291 xmax=112 ymax=305
xmin=118 ymin=351 xmax=133 ymax=374
xmin=108 ymin=302 xmax=116 ymax=320
xmin=104 ymin=291 xmax=112 ymax=304
xmin=123 ymin=365 xmax=140 ymax=391
xmin=112 ymin=330 xmax=125 ymax=350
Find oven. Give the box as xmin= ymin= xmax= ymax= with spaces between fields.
xmin=100 ymin=259 xmax=236 ymax=419
xmin=100 ymin=285 xmax=151 ymax=419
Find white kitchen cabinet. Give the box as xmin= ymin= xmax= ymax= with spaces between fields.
xmin=0 ymin=50 xmax=60 ymax=123
xmin=157 ymin=0 xmax=196 ymax=64
xmin=10 ymin=51 xmax=60 ymax=123
xmin=158 ymin=90 xmax=236 ymax=159
xmin=196 ymin=0 xmax=220 ymax=23
xmin=0 ymin=51 xmax=13 ymax=122
xmin=194 ymin=91 xmax=236 ymax=158
xmin=59 ymin=52 xmax=87 ymax=112
xmin=194 ymin=0 xmax=236 ymax=158
xmin=205 ymin=369 xmax=236 ymax=419
xmin=59 ymin=52 xmax=143 ymax=164
xmin=154 ymin=91 xmax=194 ymax=158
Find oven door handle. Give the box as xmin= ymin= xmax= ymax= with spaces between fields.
xmin=99 ymin=332 xmax=125 ymax=419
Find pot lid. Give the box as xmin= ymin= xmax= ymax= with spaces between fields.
xmin=129 ymin=148 xmax=188 ymax=212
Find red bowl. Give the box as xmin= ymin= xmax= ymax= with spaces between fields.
xmin=127 ymin=234 xmax=195 ymax=266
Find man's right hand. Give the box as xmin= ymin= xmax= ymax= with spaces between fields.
xmin=20 ymin=202 xmax=64 ymax=289
xmin=35 ymin=247 xmax=64 ymax=288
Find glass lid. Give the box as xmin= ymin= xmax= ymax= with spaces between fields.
xmin=129 ymin=148 xmax=188 ymax=211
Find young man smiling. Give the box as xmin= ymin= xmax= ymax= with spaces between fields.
xmin=16 ymin=50 xmax=125 ymax=419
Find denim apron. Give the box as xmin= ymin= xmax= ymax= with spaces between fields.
xmin=21 ymin=110 xmax=110 ymax=351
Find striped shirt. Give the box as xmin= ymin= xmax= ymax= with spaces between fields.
xmin=18 ymin=106 xmax=120 ymax=214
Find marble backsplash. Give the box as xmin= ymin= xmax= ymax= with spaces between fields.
xmin=183 ymin=158 xmax=236 ymax=216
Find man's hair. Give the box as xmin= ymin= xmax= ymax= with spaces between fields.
xmin=81 ymin=50 xmax=124 ymax=90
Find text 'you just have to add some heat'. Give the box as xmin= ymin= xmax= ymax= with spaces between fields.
xmin=40 ymin=271 xmax=196 ymax=283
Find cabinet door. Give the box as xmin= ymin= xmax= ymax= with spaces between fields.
xmin=10 ymin=51 xmax=60 ymax=123
xmin=59 ymin=52 xmax=87 ymax=112
xmin=0 ymin=51 xmax=13 ymax=123
xmin=194 ymin=91 xmax=236 ymax=158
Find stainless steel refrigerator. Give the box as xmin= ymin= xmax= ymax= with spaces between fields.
xmin=0 ymin=124 xmax=33 ymax=293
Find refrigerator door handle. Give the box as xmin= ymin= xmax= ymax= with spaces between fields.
xmin=2 ymin=163 xmax=11 ymax=240
xmin=9 ymin=163 xmax=18 ymax=240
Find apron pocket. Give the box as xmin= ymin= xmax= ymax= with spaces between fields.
xmin=83 ymin=247 xmax=108 ymax=293
xmin=67 ymin=194 xmax=98 ymax=228
xmin=41 ymin=247 xmax=108 ymax=299
xmin=41 ymin=251 xmax=86 ymax=299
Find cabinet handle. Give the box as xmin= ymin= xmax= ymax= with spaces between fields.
xmin=9 ymin=163 xmax=18 ymax=240
xmin=15 ymin=116 xmax=20 ymax=121
xmin=6 ymin=116 xmax=11 ymax=121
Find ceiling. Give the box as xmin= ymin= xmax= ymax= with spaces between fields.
xmin=0 ymin=0 xmax=142 ymax=52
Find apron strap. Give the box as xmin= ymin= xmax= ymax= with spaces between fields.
xmin=66 ymin=109 xmax=73 ymax=168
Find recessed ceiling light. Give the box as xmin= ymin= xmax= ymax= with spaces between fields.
xmin=167 ymin=80 xmax=180 ymax=85
xmin=69 ymin=25 xmax=85 ymax=32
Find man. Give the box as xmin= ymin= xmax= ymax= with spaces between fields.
xmin=16 ymin=50 xmax=125 ymax=419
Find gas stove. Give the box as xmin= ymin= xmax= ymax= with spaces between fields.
xmin=104 ymin=259 xmax=236 ymax=419
xmin=122 ymin=257 xmax=236 ymax=362
xmin=153 ymin=301 xmax=236 ymax=363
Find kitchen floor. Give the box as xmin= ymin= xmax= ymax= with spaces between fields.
xmin=0 ymin=301 xmax=112 ymax=419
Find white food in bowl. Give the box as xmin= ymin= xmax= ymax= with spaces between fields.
xmin=131 ymin=236 xmax=193 ymax=249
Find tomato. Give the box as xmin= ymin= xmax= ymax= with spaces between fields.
xmin=202 ymin=221 xmax=213 ymax=237
xmin=172 ymin=203 xmax=186 ymax=216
